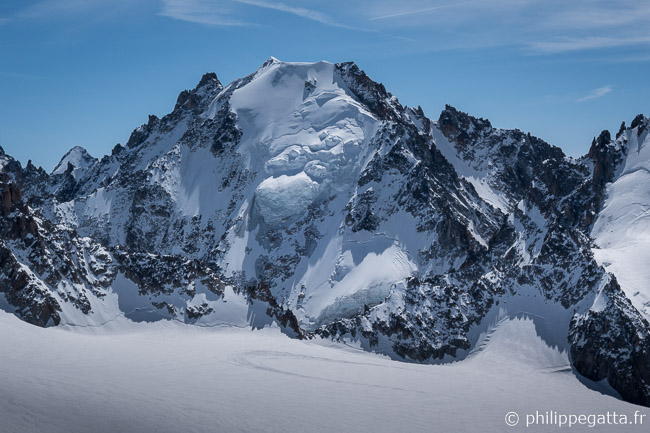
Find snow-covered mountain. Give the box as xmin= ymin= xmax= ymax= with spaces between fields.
xmin=1 ymin=58 xmax=648 ymax=407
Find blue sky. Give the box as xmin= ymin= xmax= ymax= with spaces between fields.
xmin=1 ymin=0 xmax=649 ymax=170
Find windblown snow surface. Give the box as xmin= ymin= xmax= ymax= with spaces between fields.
xmin=592 ymin=126 xmax=650 ymax=321
xmin=0 ymin=310 xmax=646 ymax=433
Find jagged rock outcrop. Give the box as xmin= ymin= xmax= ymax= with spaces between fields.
xmin=569 ymin=276 xmax=650 ymax=406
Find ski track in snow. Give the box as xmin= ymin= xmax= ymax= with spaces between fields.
xmin=0 ymin=311 xmax=646 ymax=433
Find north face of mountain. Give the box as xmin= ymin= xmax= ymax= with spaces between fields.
xmin=0 ymin=60 xmax=648 ymax=406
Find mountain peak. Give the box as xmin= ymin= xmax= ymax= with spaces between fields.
xmin=52 ymin=146 xmax=96 ymax=176
xmin=439 ymin=104 xmax=492 ymax=128
xmin=174 ymin=73 xmax=223 ymax=112
xmin=438 ymin=104 xmax=492 ymax=147
xmin=630 ymin=113 xmax=648 ymax=136
xmin=264 ymin=56 xmax=281 ymax=65
xmin=195 ymin=72 xmax=220 ymax=90
xmin=595 ymin=129 xmax=612 ymax=146
xmin=254 ymin=56 xmax=282 ymax=73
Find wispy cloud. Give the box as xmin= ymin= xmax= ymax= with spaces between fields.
xmin=542 ymin=3 xmax=650 ymax=30
xmin=159 ymin=0 xmax=365 ymax=30
xmin=359 ymin=0 xmax=650 ymax=55
xmin=528 ymin=36 xmax=650 ymax=54
xmin=9 ymin=0 xmax=650 ymax=56
xmin=577 ymin=86 xmax=612 ymax=102
xmin=159 ymin=0 xmax=249 ymax=26
xmin=369 ymin=0 xmax=481 ymax=21
xmin=235 ymin=0 xmax=351 ymax=28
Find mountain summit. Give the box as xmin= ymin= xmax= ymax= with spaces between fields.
xmin=1 ymin=59 xmax=649 ymax=406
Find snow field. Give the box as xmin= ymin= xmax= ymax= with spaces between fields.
xmin=0 ymin=311 xmax=645 ymax=433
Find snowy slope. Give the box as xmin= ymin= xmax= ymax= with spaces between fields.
xmin=592 ymin=119 xmax=650 ymax=320
xmin=0 ymin=310 xmax=646 ymax=433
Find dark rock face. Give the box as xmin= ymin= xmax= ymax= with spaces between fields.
xmin=0 ymin=247 xmax=61 ymax=327
xmin=175 ymin=90 xmax=200 ymax=111
xmin=209 ymin=104 xmax=242 ymax=156
xmin=54 ymin=163 xmax=80 ymax=202
xmin=433 ymin=108 xmax=650 ymax=406
xmin=336 ymin=62 xmax=403 ymax=121
xmin=112 ymin=143 xmax=125 ymax=156
xmin=345 ymin=189 xmax=379 ymax=232
xmin=0 ymin=172 xmax=123 ymax=327
xmin=114 ymin=249 xmax=224 ymax=298
xmin=0 ymin=179 xmax=61 ymax=326
xmin=246 ymin=281 xmax=306 ymax=339
xmin=569 ymin=277 xmax=650 ymax=406
xmin=196 ymin=72 xmax=220 ymax=90
xmin=438 ymin=104 xmax=492 ymax=150
xmin=631 ymin=113 xmax=647 ymax=135
xmin=437 ymin=105 xmax=616 ymax=230
xmin=175 ymin=72 xmax=222 ymax=113
xmin=127 ymin=115 xmax=159 ymax=148
xmin=587 ymin=130 xmax=624 ymax=222
xmin=1 ymin=181 xmax=22 ymax=217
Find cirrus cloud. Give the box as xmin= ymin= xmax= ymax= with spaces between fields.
xmin=577 ymin=86 xmax=613 ymax=102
